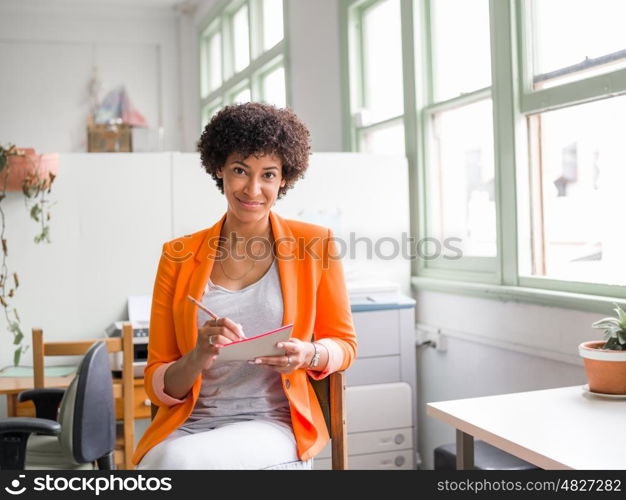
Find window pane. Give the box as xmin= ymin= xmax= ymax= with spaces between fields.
xmin=531 ymin=0 xmax=626 ymax=89
xmin=361 ymin=0 xmax=404 ymax=122
xmin=201 ymin=102 xmax=221 ymax=129
xmin=521 ymin=97 xmax=626 ymax=285
xmin=262 ymin=66 xmax=286 ymax=107
xmin=428 ymin=99 xmax=496 ymax=257
xmin=431 ymin=0 xmax=491 ymax=101
xmin=263 ymin=0 xmax=284 ymax=50
xmin=359 ymin=122 xmax=405 ymax=155
xmin=208 ymin=32 xmax=222 ymax=92
xmin=233 ymin=5 xmax=250 ymax=73
xmin=231 ymin=86 xmax=251 ymax=104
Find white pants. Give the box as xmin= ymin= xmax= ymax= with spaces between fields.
xmin=137 ymin=420 xmax=313 ymax=470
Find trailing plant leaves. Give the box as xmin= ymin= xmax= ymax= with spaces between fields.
xmin=10 ymin=322 xmax=23 ymax=345
xmin=34 ymin=226 xmax=50 ymax=244
xmin=14 ymin=346 xmax=22 ymax=367
xmin=30 ymin=204 xmax=41 ymax=222
xmin=0 ymin=154 xmax=6 ymax=171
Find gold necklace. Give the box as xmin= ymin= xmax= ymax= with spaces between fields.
xmin=218 ymin=256 xmax=256 ymax=281
xmin=217 ymin=228 xmax=272 ymax=280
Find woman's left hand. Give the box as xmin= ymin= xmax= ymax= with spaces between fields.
xmin=250 ymin=338 xmax=313 ymax=374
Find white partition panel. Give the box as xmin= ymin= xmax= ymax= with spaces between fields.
xmin=171 ymin=153 xmax=227 ymax=236
xmin=275 ymin=153 xmax=411 ymax=295
xmin=0 ymin=152 xmax=410 ymax=369
xmin=2 ymin=153 xmax=171 ymax=367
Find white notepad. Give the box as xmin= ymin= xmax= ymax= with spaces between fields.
xmin=213 ymin=323 xmax=294 ymax=365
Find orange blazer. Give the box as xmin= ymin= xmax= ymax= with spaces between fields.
xmin=132 ymin=210 xmax=357 ymax=465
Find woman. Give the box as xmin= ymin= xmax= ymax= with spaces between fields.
xmin=133 ymin=102 xmax=357 ymax=469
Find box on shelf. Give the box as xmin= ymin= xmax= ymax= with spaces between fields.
xmin=87 ymin=123 xmax=132 ymax=153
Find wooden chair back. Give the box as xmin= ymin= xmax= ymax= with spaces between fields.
xmin=149 ymin=370 xmax=348 ymax=469
xmin=31 ymin=324 xmax=135 ymax=470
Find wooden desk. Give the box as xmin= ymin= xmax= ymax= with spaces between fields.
xmin=427 ymin=385 xmax=626 ymax=470
xmin=0 ymin=376 xmax=150 ymax=420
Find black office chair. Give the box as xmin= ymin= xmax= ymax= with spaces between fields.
xmin=0 ymin=341 xmax=116 ymax=470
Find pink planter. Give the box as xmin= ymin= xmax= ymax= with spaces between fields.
xmin=0 ymin=148 xmax=59 ymax=192
xmin=579 ymin=340 xmax=626 ymax=395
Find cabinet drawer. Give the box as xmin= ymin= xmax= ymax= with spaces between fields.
xmin=352 ymin=309 xmax=400 ymax=358
xmin=314 ymin=449 xmax=414 ymax=470
xmin=347 ymin=357 xmax=400 ymax=386
xmin=318 ymin=427 xmax=413 ymax=459
xmin=15 ymin=383 xmax=151 ymax=420
xmin=115 ymin=383 xmax=151 ymax=420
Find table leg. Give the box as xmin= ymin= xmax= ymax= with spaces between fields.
xmin=456 ymin=429 xmax=474 ymax=470
xmin=7 ymin=394 xmax=17 ymax=417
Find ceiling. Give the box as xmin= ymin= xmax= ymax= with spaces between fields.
xmin=15 ymin=0 xmax=186 ymax=9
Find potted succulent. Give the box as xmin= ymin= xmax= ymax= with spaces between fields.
xmin=0 ymin=144 xmax=58 ymax=365
xmin=579 ymin=303 xmax=626 ymax=395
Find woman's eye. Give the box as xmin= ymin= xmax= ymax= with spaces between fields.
xmin=234 ymin=167 xmax=245 ymax=174
xmin=264 ymin=172 xmax=276 ymax=179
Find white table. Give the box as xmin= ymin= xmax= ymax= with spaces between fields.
xmin=427 ymin=385 xmax=626 ymax=470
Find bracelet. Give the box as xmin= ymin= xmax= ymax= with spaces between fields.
xmin=307 ymin=342 xmax=321 ymax=369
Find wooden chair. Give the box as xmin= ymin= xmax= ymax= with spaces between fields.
xmin=149 ymin=370 xmax=348 ymax=469
xmin=31 ymin=324 xmax=135 ymax=470
xmin=310 ymin=371 xmax=348 ymax=470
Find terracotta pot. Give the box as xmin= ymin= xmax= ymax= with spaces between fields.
xmin=578 ymin=340 xmax=626 ymax=395
xmin=0 ymin=148 xmax=59 ymax=192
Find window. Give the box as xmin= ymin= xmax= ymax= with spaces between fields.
xmin=529 ymin=0 xmax=626 ymax=89
xmin=428 ymin=99 xmax=496 ymax=258
xmin=199 ymin=0 xmax=288 ymax=130
xmin=346 ymin=0 xmax=405 ymax=154
xmin=262 ymin=0 xmax=284 ymax=51
xmin=521 ymin=97 xmax=626 ymax=286
xmin=342 ymin=0 xmax=626 ymax=306
xmin=422 ymin=0 xmax=495 ymax=270
xmin=517 ymin=0 xmax=626 ymax=298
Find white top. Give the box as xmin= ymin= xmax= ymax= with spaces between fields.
xmin=177 ymin=258 xmax=292 ymax=434
xmin=427 ymin=385 xmax=626 ymax=470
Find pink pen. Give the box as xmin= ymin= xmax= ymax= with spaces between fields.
xmin=186 ymin=295 xmax=246 ymax=338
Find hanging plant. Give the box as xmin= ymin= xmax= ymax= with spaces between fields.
xmin=0 ymin=144 xmax=58 ymax=365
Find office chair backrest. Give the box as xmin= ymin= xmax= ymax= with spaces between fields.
xmin=57 ymin=341 xmax=116 ymax=464
xmin=31 ymin=325 xmax=135 ymax=469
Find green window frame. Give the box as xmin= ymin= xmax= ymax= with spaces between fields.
xmin=198 ymin=0 xmax=290 ymax=131
xmin=343 ymin=0 xmax=407 ymax=154
xmin=341 ymin=0 xmax=626 ymax=313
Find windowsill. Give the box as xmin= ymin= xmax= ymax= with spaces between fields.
xmin=410 ymin=276 xmax=626 ymax=314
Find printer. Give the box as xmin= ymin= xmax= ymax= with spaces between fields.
xmin=105 ymin=321 xmax=149 ymax=378
xmin=105 ymin=296 xmax=151 ymax=378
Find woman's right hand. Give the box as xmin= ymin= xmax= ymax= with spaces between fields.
xmin=192 ymin=317 xmax=246 ymax=370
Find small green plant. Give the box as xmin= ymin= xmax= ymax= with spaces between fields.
xmin=0 ymin=144 xmax=57 ymax=365
xmin=592 ymin=303 xmax=626 ymax=351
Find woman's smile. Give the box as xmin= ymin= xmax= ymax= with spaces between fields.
xmin=236 ymin=196 xmax=264 ymax=209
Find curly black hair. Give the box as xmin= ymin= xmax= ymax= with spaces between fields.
xmin=197 ymin=102 xmax=311 ymax=199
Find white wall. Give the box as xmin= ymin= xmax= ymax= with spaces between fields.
xmin=415 ymin=290 xmax=598 ymax=469
xmin=0 ymin=0 xmax=182 ymax=152
xmin=285 ymin=0 xmax=344 ymax=151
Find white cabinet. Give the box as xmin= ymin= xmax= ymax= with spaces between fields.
xmin=313 ymin=295 xmax=418 ymax=470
